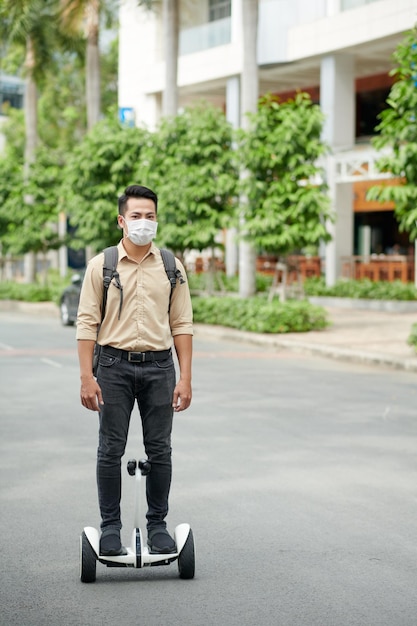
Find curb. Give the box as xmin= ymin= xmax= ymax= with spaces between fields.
xmin=308 ymin=296 xmax=417 ymax=313
xmin=194 ymin=324 xmax=417 ymax=373
xmin=0 ymin=300 xmax=59 ymax=319
xmin=1 ymin=300 xmax=416 ymax=373
xmin=0 ymin=300 xmax=60 ymax=317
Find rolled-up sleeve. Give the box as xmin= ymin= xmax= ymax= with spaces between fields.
xmin=76 ymin=255 xmax=104 ymax=341
xmin=169 ymin=259 xmax=193 ymax=337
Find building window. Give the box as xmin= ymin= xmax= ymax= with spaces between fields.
xmin=356 ymin=87 xmax=390 ymax=139
xmin=0 ymin=74 xmax=24 ymax=113
xmin=209 ymin=0 xmax=231 ymax=22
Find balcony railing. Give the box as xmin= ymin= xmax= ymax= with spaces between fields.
xmin=341 ymin=255 xmax=414 ymax=283
xmin=179 ymin=17 xmax=231 ymax=55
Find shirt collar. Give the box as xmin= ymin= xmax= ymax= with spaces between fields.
xmin=118 ymin=239 xmax=158 ymax=260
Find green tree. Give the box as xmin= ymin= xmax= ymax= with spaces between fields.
xmin=59 ymin=0 xmax=118 ymax=127
xmin=0 ymin=108 xmax=25 ymax=265
xmin=0 ymin=107 xmax=25 ymax=158
xmin=0 ymin=0 xmax=81 ymax=279
xmin=0 ymin=31 xmax=118 ymax=270
xmin=0 ymin=110 xmax=68 ymax=269
xmin=367 ymin=27 xmax=417 ymax=241
xmin=100 ymin=35 xmax=118 ymax=114
xmin=11 ymin=147 xmax=65 ymax=255
xmin=60 ymin=0 xmax=101 ymax=129
xmin=238 ymin=93 xmax=331 ymax=256
xmin=37 ymin=51 xmax=86 ymax=151
xmin=0 ymin=0 xmax=54 ymax=163
xmin=137 ymin=102 xmax=238 ymax=263
xmin=61 ymin=114 xmax=150 ymax=251
xmin=0 ymin=50 xmax=83 ymax=267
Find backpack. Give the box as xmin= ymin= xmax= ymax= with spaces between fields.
xmin=92 ymin=246 xmax=184 ymax=375
xmin=100 ymin=245 xmax=184 ymax=324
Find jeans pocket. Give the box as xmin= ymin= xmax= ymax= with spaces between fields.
xmin=99 ymin=354 xmax=119 ymax=368
xmin=153 ymin=357 xmax=174 ymax=370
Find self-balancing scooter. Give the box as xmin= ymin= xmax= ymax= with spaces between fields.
xmin=80 ymin=458 xmax=195 ymax=582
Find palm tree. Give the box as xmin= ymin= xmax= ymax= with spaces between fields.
xmin=59 ymin=0 xmax=102 ymax=129
xmin=239 ymin=0 xmax=259 ymax=297
xmin=59 ymin=0 xmax=110 ymax=269
xmin=0 ymin=0 xmax=61 ymax=280
xmin=61 ymin=0 xmax=179 ymax=127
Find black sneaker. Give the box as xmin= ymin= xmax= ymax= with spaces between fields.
xmin=100 ymin=528 xmax=127 ymax=556
xmin=147 ymin=528 xmax=177 ymax=554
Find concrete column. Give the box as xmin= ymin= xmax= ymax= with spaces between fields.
xmin=326 ymin=0 xmax=341 ymax=16
xmin=321 ymin=54 xmax=355 ymax=152
xmin=320 ymin=54 xmax=355 ymax=285
xmin=138 ymin=93 xmax=161 ymax=131
xmin=231 ymin=0 xmax=243 ymax=45
xmin=226 ymin=76 xmax=240 ymax=128
xmin=225 ymin=76 xmax=240 ymax=277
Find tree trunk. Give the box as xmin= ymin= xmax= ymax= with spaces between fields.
xmin=84 ymin=0 xmax=100 ymax=267
xmin=23 ymin=36 xmax=38 ymax=283
xmin=239 ymin=0 xmax=259 ymax=298
xmin=24 ymin=37 xmax=37 ymax=175
xmin=162 ymin=0 xmax=179 ymax=117
xmin=85 ymin=0 xmax=101 ymax=130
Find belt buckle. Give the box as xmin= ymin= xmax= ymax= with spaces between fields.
xmin=128 ymin=351 xmax=145 ymax=363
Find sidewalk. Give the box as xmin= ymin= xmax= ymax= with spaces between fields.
xmin=2 ymin=299 xmax=417 ymax=372
xmin=195 ymin=306 xmax=417 ymax=372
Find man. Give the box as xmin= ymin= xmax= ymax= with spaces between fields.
xmin=76 ymin=184 xmax=193 ymax=556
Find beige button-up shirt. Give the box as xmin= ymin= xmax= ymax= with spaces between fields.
xmin=76 ymin=241 xmax=193 ymax=352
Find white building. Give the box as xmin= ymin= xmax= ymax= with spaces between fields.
xmin=118 ymin=0 xmax=417 ymax=284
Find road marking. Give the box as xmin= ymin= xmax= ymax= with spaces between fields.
xmin=193 ymin=350 xmax=303 ymax=360
xmin=0 ymin=348 xmax=74 ymax=357
xmin=41 ymin=358 xmax=62 ymax=368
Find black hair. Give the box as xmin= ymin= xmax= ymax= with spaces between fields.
xmin=118 ymin=184 xmax=158 ymax=215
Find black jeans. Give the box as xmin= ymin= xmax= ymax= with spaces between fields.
xmin=96 ymin=349 xmax=176 ymax=532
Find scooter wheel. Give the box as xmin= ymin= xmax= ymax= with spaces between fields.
xmin=178 ymin=528 xmax=195 ymax=580
xmin=80 ymin=531 xmax=97 ymax=583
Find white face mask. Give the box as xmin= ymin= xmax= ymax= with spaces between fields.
xmin=124 ymin=218 xmax=158 ymax=246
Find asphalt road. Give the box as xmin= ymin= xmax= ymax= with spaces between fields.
xmin=1 ymin=311 xmax=416 ymax=626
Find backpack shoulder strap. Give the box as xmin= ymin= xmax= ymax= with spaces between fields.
xmin=160 ymin=248 xmax=185 ymax=311
xmin=102 ymin=246 xmax=123 ymax=321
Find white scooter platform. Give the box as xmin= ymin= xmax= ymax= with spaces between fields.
xmin=80 ymin=459 xmax=195 ymax=582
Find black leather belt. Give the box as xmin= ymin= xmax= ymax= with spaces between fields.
xmin=101 ymin=345 xmax=172 ymax=363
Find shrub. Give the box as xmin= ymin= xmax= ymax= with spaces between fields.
xmin=0 ymin=270 xmax=72 ymax=304
xmin=0 ymin=281 xmax=52 ymax=302
xmin=407 ymin=323 xmax=417 ymax=352
xmin=187 ymin=271 xmax=273 ymax=294
xmin=304 ymin=277 xmax=417 ymax=301
xmin=191 ymin=295 xmax=328 ymax=333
